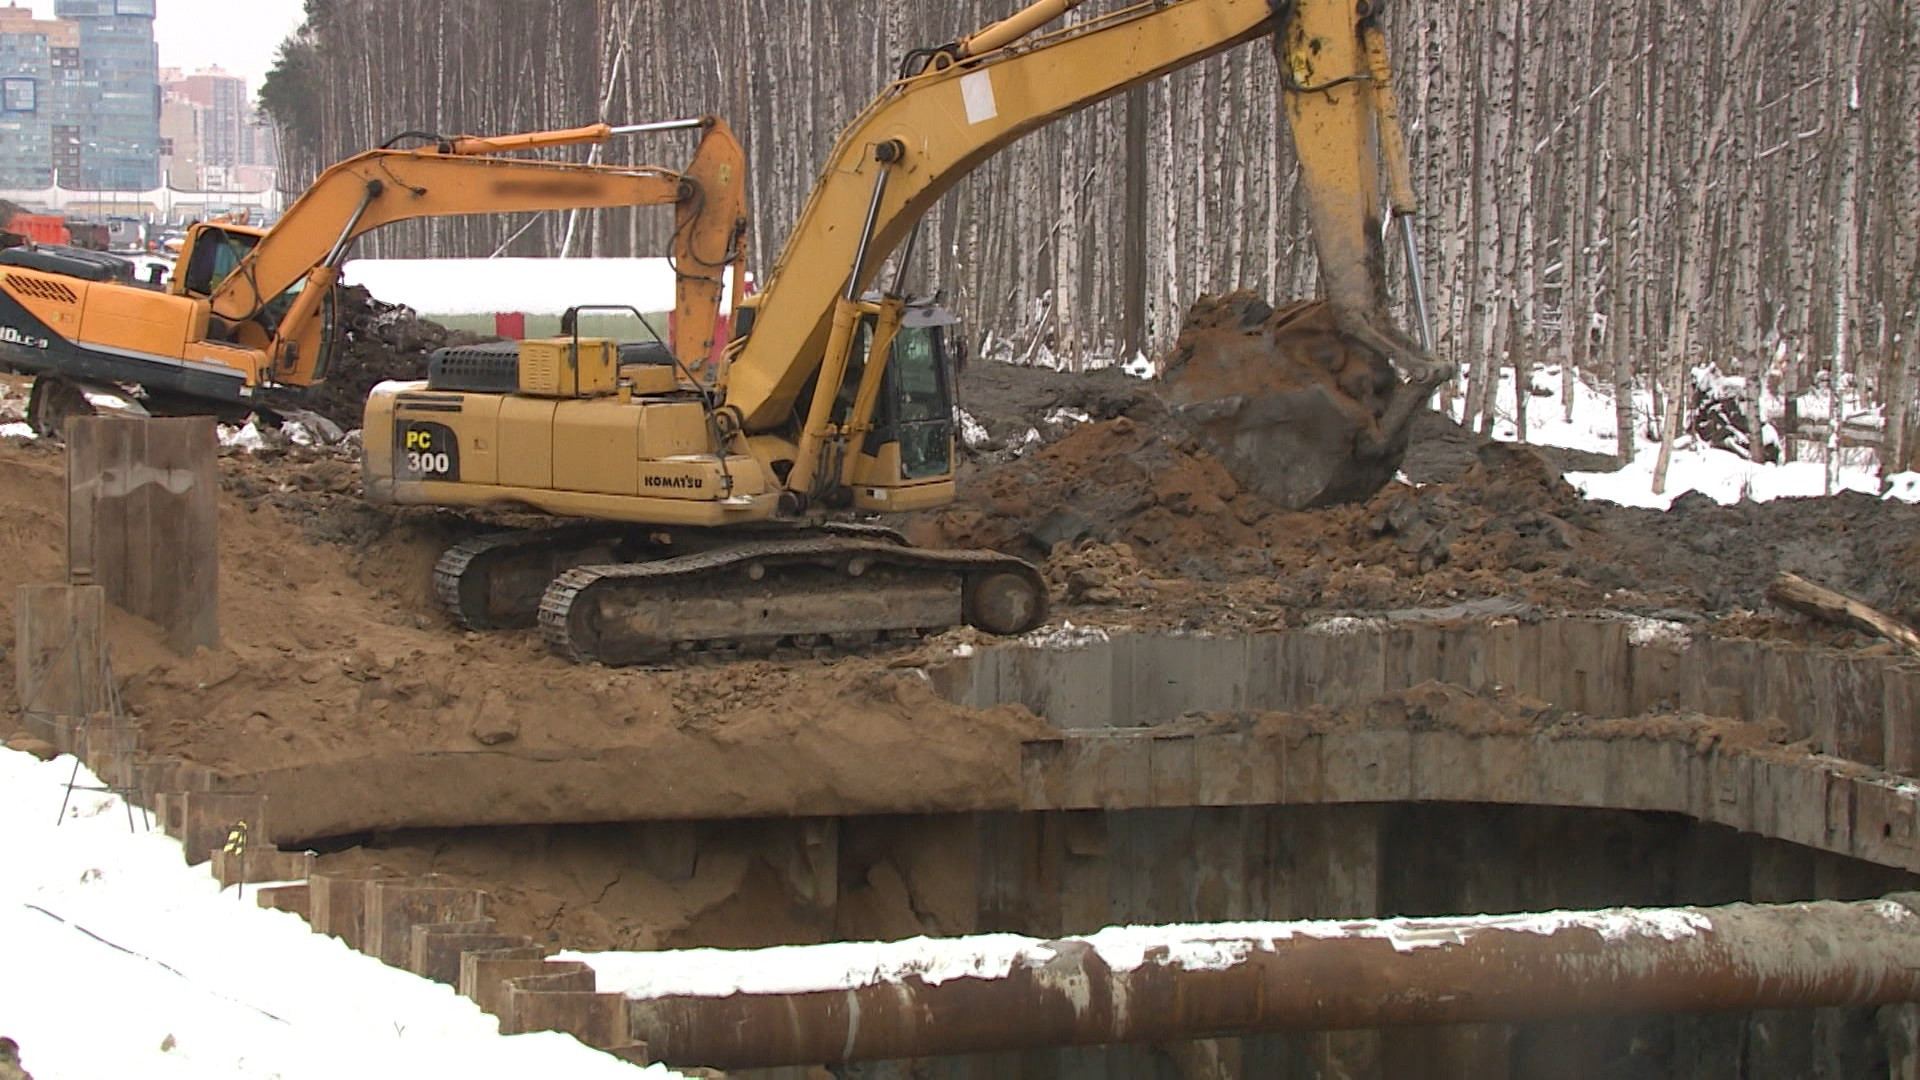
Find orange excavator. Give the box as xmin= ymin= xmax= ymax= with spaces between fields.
xmin=361 ymin=0 xmax=1453 ymax=664
xmin=0 ymin=118 xmax=745 ymax=434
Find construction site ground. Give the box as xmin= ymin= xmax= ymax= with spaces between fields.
xmin=6 ymin=320 xmax=1920 ymax=960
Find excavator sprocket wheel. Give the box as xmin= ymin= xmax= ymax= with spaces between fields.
xmin=27 ymin=376 xmax=99 ymax=439
xmin=966 ymin=570 xmax=1048 ymax=636
xmin=433 ymin=524 xmax=652 ymax=630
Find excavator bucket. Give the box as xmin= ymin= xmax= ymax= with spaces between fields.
xmin=1156 ymin=294 xmax=1414 ymax=511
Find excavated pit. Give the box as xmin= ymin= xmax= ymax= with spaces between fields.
xmin=269 ymin=623 xmax=1920 ymax=1078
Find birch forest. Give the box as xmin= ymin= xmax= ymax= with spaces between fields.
xmin=259 ymin=0 xmax=1920 ymax=471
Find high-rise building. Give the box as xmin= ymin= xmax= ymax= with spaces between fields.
xmin=0 ymin=2 xmax=81 ymax=188
xmin=54 ymin=0 xmax=160 ymax=190
xmin=158 ymin=90 xmax=201 ymax=188
xmin=166 ymin=65 xmax=242 ymax=172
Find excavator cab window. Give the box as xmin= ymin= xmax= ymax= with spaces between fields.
xmin=179 ymin=226 xmax=260 ymax=298
xmin=869 ymin=313 xmax=956 ymax=481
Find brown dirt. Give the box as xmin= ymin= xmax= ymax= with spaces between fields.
xmin=919 ymin=354 xmax=1920 ymax=643
xmin=295 ymin=679 xmax=1823 ymax=953
xmin=0 ymin=439 xmax=1044 ymax=782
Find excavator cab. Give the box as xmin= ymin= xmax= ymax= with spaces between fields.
xmin=174 ymin=221 xmax=317 ymax=361
xmin=831 ymin=303 xmax=961 ymax=512
xmin=173 ymin=223 xmax=264 ymax=299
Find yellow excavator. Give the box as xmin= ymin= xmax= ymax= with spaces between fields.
xmin=0 ymin=118 xmax=745 ymax=433
xmin=362 ymin=0 xmax=1453 ymax=665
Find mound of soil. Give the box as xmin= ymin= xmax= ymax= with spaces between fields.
xmin=932 ymin=348 xmax=1920 ymax=637
xmin=0 ymin=440 xmax=1041 ymax=784
xmin=302 ymin=286 xmax=493 ymax=430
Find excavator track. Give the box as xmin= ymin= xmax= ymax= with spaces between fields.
xmin=433 ymin=520 xmax=914 ymax=631
xmin=434 ymin=523 xmax=652 ymax=630
xmin=537 ymin=537 xmax=1048 ymax=667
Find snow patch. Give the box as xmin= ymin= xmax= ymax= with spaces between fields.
xmin=1450 ymin=362 xmax=1902 ymax=510
xmin=1624 ymin=617 xmax=1691 ymax=648
xmin=0 ymin=747 xmax=684 ymax=1078
xmin=1567 ymin=451 xmax=1884 ymax=510
xmin=1883 ymin=473 xmax=1920 ymax=503
xmin=1022 ymin=620 xmax=1109 ymax=649
xmin=1119 ymin=351 xmax=1156 ymax=379
xmin=280 ymin=411 xmax=347 ymax=447
xmin=1308 ymin=615 xmax=1387 ymax=636
xmin=574 ymin=908 xmax=1716 ymax=1001
xmin=342 ymin=257 xmax=735 ymax=317
xmin=958 ymin=409 xmax=991 ymax=450
xmin=218 ymin=419 xmax=269 ymax=451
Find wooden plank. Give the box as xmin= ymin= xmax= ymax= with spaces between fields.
xmin=14 ymin=584 xmax=106 ymax=717
xmin=1829 ymin=657 xmax=1885 ymax=767
xmin=1768 ymin=571 xmax=1920 ymax=655
xmin=1435 ymin=623 xmax=1489 ymax=691
xmin=1561 ymin=619 xmax=1628 ymax=715
xmin=1885 ymin=669 xmax=1920 ymax=779
xmin=66 ymin=416 xmax=218 ymax=653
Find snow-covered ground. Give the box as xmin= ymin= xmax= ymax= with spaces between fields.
xmin=0 ymin=749 xmax=679 ymax=1080
xmin=1451 ymin=364 xmax=1920 ymax=509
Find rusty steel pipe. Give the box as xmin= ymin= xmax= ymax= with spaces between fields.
xmin=607 ymin=897 xmax=1920 ymax=1069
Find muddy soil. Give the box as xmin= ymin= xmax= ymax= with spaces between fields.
xmin=1156 ymin=295 xmax=1409 ymax=509
xmin=922 ymin=361 xmax=1920 ymax=643
xmin=1 ymin=288 xmax=1903 ymax=757
xmin=0 ymin=439 xmax=1042 ymax=780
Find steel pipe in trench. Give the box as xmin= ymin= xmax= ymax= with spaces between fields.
xmin=613 ymin=896 xmax=1920 ymax=1069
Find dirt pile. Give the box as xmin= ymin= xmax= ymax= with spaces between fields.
xmin=0 ymin=439 xmax=1042 ymax=787
xmin=931 ymin=358 xmax=1920 ymax=636
xmin=916 ymin=412 xmax=1279 ymax=580
xmin=301 ymin=286 xmax=492 ymax=429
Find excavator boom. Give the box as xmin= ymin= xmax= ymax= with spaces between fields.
xmin=211 ymin=116 xmax=745 ymax=385
xmin=723 ymin=0 xmax=1447 ymax=454
xmin=723 ymin=0 xmax=1274 ymax=429
xmin=0 ymin=117 xmax=744 ymax=431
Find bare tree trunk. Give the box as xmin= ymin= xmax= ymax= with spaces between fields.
xmin=1607 ymin=1 xmax=1640 ymax=465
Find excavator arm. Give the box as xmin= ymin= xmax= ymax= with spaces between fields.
xmin=202 ymin=117 xmax=745 ymax=387
xmin=723 ymin=0 xmax=1448 ymax=444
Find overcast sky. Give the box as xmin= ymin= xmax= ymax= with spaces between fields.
xmin=18 ymin=0 xmax=306 ymax=96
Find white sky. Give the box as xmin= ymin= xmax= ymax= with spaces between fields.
xmin=17 ymin=0 xmax=306 ymax=97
